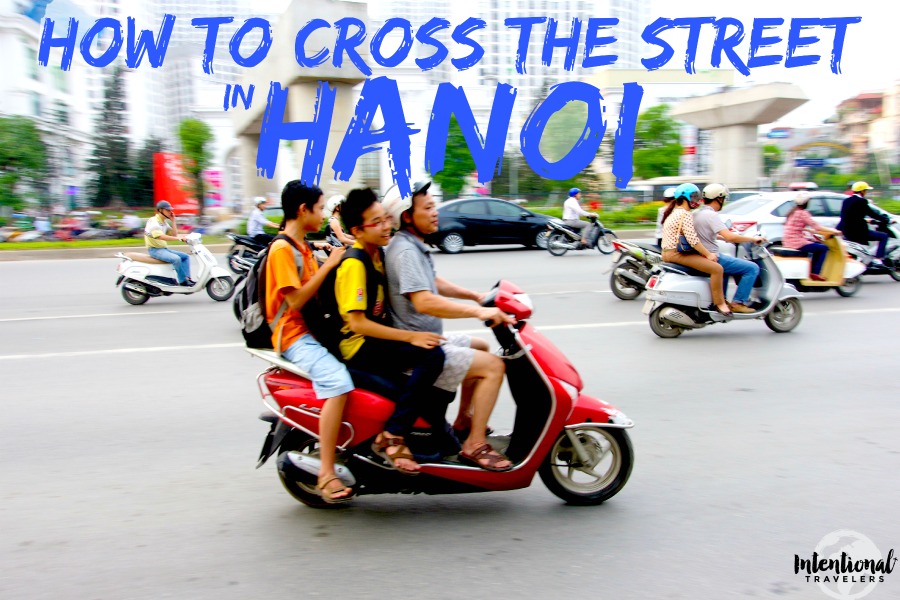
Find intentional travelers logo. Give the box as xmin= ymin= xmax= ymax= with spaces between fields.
xmin=794 ymin=530 xmax=897 ymax=599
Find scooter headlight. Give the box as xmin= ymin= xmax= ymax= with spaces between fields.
xmin=557 ymin=380 xmax=579 ymax=403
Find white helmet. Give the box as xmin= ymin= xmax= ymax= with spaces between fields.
xmin=663 ymin=187 xmax=675 ymax=199
xmin=794 ymin=191 xmax=811 ymax=206
xmin=254 ymin=197 xmax=267 ymax=206
xmin=324 ymin=194 xmax=345 ymax=217
xmin=702 ymin=183 xmax=730 ymax=202
xmin=381 ymin=184 xmax=411 ymax=225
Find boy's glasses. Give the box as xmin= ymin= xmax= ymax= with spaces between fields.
xmin=361 ymin=218 xmax=390 ymax=228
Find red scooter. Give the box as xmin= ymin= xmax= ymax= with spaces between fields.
xmin=252 ymin=280 xmax=634 ymax=507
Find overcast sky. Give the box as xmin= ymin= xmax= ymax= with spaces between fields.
xmin=354 ymin=0 xmax=898 ymax=128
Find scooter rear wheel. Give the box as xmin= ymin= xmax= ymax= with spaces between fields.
xmin=539 ymin=426 xmax=633 ymax=505
xmin=610 ymin=262 xmax=644 ymax=300
xmin=649 ymin=305 xmax=684 ymax=338
xmin=121 ymin=280 xmax=150 ymax=305
xmin=597 ymin=232 xmax=617 ymax=254
xmin=547 ymin=232 xmax=569 ymax=256
xmin=276 ymin=432 xmax=333 ymax=509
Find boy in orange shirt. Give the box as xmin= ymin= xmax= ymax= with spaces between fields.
xmin=265 ymin=181 xmax=352 ymax=503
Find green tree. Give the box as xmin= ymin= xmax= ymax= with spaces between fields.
xmin=88 ymin=66 xmax=132 ymax=207
xmin=632 ymin=104 xmax=682 ymax=179
xmin=178 ymin=118 xmax=214 ymax=202
xmin=430 ymin=115 xmax=476 ymax=199
xmin=130 ymin=137 xmax=163 ymax=207
xmin=0 ymin=116 xmax=47 ymax=209
xmin=762 ymin=144 xmax=784 ymax=178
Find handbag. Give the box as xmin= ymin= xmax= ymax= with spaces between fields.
xmin=676 ymin=234 xmax=698 ymax=254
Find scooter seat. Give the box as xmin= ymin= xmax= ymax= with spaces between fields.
xmin=660 ymin=262 xmax=711 ymax=278
xmin=632 ymin=241 xmax=662 ymax=254
xmin=124 ymin=252 xmax=167 ymax=264
xmin=771 ymin=247 xmax=808 ymax=258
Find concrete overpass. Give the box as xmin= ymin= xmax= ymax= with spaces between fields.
xmin=672 ymin=83 xmax=809 ymax=188
xmin=231 ymin=0 xmax=368 ymax=200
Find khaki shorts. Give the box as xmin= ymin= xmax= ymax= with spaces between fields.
xmin=434 ymin=333 xmax=475 ymax=392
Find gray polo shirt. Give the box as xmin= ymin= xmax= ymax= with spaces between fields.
xmin=385 ymin=230 xmax=443 ymax=335
xmin=692 ymin=206 xmax=727 ymax=255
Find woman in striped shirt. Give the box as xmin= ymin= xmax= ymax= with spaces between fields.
xmin=661 ymin=183 xmax=731 ymax=317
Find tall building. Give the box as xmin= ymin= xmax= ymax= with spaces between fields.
xmin=0 ymin=0 xmax=95 ymax=207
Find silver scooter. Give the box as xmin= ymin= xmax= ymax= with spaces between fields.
xmin=642 ymin=242 xmax=803 ymax=338
xmin=114 ymin=232 xmax=235 ymax=305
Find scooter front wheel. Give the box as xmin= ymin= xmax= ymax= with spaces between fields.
xmin=764 ymin=297 xmax=802 ymax=332
xmin=539 ymin=426 xmax=633 ymax=505
xmin=547 ymin=232 xmax=569 ymax=256
xmin=207 ymin=276 xmax=235 ymax=301
xmin=835 ymin=276 xmax=862 ymax=296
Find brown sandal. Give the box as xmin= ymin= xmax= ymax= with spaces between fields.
xmin=459 ymin=443 xmax=513 ymax=472
xmin=316 ymin=475 xmax=354 ymax=504
xmin=372 ymin=433 xmax=420 ymax=475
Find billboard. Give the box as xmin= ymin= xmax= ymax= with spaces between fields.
xmin=153 ymin=153 xmax=199 ymax=215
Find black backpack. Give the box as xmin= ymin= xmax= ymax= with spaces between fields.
xmin=235 ymin=234 xmax=385 ymax=357
xmin=234 ymin=235 xmax=287 ymax=350
xmin=303 ymin=245 xmax=389 ymax=359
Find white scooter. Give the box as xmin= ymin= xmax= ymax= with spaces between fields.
xmin=772 ymin=235 xmax=867 ymax=296
xmin=642 ymin=242 xmax=803 ymax=337
xmin=114 ymin=232 xmax=235 ymax=305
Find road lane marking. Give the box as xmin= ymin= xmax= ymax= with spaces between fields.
xmin=0 ymin=311 xmax=177 ymax=323
xmin=1 ymin=306 xmax=898 ymax=360
xmin=0 ymin=343 xmax=243 ymax=360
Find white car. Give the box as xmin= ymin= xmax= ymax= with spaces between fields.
xmin=719 ymin=191 xmax=849 ymax=245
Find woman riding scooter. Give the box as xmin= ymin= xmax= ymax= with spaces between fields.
xmin=782 ymin=192 xmax=841 ymax=281
xmin=660 ymin=183 xmax=732 ymax=317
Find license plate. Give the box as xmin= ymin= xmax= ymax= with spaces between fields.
xmin=642 ymin=299 xmax=654 ymax=315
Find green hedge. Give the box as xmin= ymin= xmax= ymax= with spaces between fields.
xmin=531 ymin=202 xmax=662 ymax=227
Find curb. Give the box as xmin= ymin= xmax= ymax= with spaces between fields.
xmin=0 ymin=230 xmax=657 ymax=261
xmin=0 ymin=244 xmax=234 ymax=262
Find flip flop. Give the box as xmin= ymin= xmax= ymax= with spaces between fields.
xmin=459 ymin=443 xmax=513 ymax=472
xmin=372 ymin=434 xmax=420 ymax=476
xmin=316 ymin=476 xmax=354 ymax=504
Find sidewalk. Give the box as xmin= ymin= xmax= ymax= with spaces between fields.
xmin=0 ymin=230 xmax=657 ymax=261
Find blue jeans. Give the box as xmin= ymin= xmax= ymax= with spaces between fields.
xmin=798 ymin=242 xmax=828 ymax=275
xmin=869 ymin=230 xmax=888 ymax=258
xmin=148 ymin=247 xmax=191 ymax=283
xmin=717 ymin=253 xmax=759 ymax=305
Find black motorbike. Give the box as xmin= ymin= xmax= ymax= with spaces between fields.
xmin=226 ymin=233 xmax=267 ymax=275
xmin=546 ymin=216 xmax=618 ymax=256
xmin=607 ymin=239 xmax=663 ymax=300
xmin=843 ymin=216 xmax=900 ymax=282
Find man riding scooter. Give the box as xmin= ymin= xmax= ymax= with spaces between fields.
xmin=144 ymin=201 xmax=194 ymax=286
xmin=838 ymin=181 xmax=890 ymax=263
xmin=693 ymin=184 xmax=767 ymax=313
xmin=563 ymin=188 xmax=599 ymax=248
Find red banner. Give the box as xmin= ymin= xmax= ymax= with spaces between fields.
xmin=154 ymin=153 xmax=200 ymax=214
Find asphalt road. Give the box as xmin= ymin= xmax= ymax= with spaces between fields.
xmin=1 ymin=246 xmax=899 ymax=600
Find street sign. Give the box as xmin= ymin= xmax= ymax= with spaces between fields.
xmin=795 ymin=158 xmax=825 ymax=168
